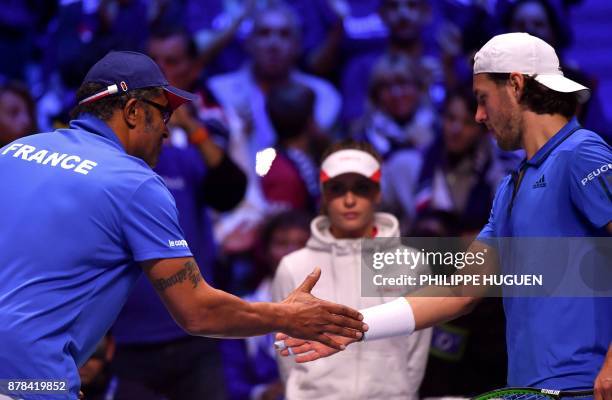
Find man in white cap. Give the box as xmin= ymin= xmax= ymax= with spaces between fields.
xmin=276 ymin=33 xmax=612 ymax=399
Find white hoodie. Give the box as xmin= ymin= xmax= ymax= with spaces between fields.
xmin=271 ymin=212 xmax=431 ymax=400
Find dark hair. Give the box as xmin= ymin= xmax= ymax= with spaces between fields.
xmin=251 ymin=2 xmax=302 ymax=39
xmin=443 ymin=86 xmax=478 ymax=117
xmin=70 ymin=82 xmax=164 ymax=120
xmin=368 ymin=53 xmax=426 ymax=104
xmin=149 ymin=25 xmax=198 ymax=60
xmin=267 ymin=83 xmax=315 ymax=144
xmin=487 ymin=73 xmax=578 ymax=118
xmin=502 ymin=0 xmax=570 ymax=50
xmin=252 ymin=209 xmax=312 ymax=284
xmin=260 ymin=210 xmax=312 ymax=251
xmin=321 ymin=139 xmax=383 ymax=165
xmin=0 ymin=81 xmax=38 ymax=133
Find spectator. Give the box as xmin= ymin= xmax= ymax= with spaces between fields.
xmin=222 ymin=210 xmax=311 ymax=400
xmin=355 ymin=53 xmax=436 ymax=231
xmin=208 ymin=3 xmax=341 ymax=160
xmin=291 ymin=0 xmax=388 ymax=79
xmin=111 ymin=28 xmax=248 ymax=400
xmin=262 ymin=82 xmax=322 ymax=212
xmin=0 ymin=0 xmax=56 ymax=81
xmin=37 ymin=0 xmax=153 ymax=130
xmin=411 ymin=90 xmax=512 ymax=399
xmin=414 ymin=88 xmax=518 ymax=235
xmin=79 ymin=334 xmax=118 ymax=400
xmin=272 ymin=140 xmax=431 ymax=400
xmin=341 ymin=0 xmax=469 ymax=124
xmin=183 ymin=0 xmax=255 ymax=76
xmin=358 ymin=53 xmax=436 ymax=152
xmin=0 ymin=82 xmax=38 ymax=146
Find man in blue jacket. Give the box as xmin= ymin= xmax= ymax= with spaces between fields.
xmin=0 ymin=51 xmax=366 ymax=400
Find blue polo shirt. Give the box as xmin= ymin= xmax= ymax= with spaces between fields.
xmin=0 ymin=115 xmax=192 ymax=399
xmin=477 ymin=118 xmax=612 ymax=390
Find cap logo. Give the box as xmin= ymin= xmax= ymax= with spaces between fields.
xmin=120 ymin=81 xmax=128 ymax=92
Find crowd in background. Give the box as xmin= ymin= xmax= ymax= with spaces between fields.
xmin=1 ymin=0 xmax=609 ymax=399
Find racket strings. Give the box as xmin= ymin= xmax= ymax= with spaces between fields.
xmin=492 ymin=394 xmax=550 ymax=400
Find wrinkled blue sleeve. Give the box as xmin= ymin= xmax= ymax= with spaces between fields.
xmin=122 ymin=176 xmax=193 ymax=261
xmin=477 ymin=176 xmax=511 ymax=245
xmin=569 ymin=137 xmax=612 ymax=228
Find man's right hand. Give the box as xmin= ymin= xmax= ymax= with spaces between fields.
xmin=279 ymin=267 xmax=367 ymax=349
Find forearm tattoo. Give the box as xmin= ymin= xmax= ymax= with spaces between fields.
xmin=153 ymin=260 xmax=202 ymax=291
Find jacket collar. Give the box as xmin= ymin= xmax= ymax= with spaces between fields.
xmin=525 ymin=117 xmax=581 ymax=167
xmin=69 ymin=114 xmax=126 ymax=153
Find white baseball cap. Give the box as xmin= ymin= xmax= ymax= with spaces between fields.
xmin=320 ymin=149 xmax=381 ymax=183
xmin=474 ymin=32 xmax=590 ymax=103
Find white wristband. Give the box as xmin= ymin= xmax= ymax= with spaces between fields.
xmin=360 ymin=297 xmax=415 ymax=341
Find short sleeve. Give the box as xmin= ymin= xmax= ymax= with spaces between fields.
xmin=122 ymin=176 xmax=193 ymax=261
xmin=477 ymin=208 xmax=496 ymax=240
xmin=569 ymin=138 xmax=612 ymax=228
xmin=477 ymin=176 xmax=509 ymax=243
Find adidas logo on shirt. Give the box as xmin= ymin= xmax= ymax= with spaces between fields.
xmin=533 ymin=175 xmax=547 ymax=189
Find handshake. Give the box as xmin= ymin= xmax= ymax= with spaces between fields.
xmin=275 ymin=292 xmax=416 ymax=363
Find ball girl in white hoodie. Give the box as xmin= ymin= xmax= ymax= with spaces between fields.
xmin=271 ymin=140 xmax=431 ymax=400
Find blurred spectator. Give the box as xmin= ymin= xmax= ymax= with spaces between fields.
xmin=222 ymin=210 xmax=311 ymax=400
xmin=209 ymin=3 xmax=341 ymax=161
xmin=291 ymin=0 xmax=388 ymax=79
xmin=51 ymin=0 xmax=150 ymax=89
xmin=0 ymin=82 xmax=38 ymax=146
xmin=413 ymin=88 xmax=518 ymax=236
xmin=37 ymin=0 xmax=156 ymax=130
xmin=146 ymin=25 xmax=266 ymax=252
xmin=111 ymin=28 xmax=248 ymax=400
xmin=272 ymin=140 xmax=431 ymax=400
xmin=434 ymin=0 xmax=494 ymax=56
xmin=341 ymin=0 xmax=469 ymax=125
xmin=261 ymin=82 xmax=322 ymax=212
xmin=408 ymin=90 xmax=512 ymax=399
xmin=79 ymin=334 xmax=118 ymax=400
xmin=358 ymin=53 xmax=436 ymax=152
xmin=0 ymin=0 xmax=57 ymax=81
xmin=504 ymin=0 xmax=571 ymax=49
xmin=184 ymin=0 xmax=256 ymax=76
xmin=502 ymin=0 xmax=611 ymax=141
xmin=494 ymin=0 xmax=577 ymax=42
xmin=148 ymin=26 xmax=250 ymax=282
xmin=354 ymin=53 xmax=436 ymax=231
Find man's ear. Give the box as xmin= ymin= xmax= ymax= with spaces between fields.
xmin=123 ymin=98 xmax=139 ymax=128
xmin=509 ymin=72 xmax=525 ymax=100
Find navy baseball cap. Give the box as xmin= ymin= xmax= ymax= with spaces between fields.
xmin=80 ymin=50 xmax=198 ymax=110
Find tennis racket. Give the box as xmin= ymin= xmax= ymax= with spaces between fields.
xmin=472 ymin=387 xmax=593 ymax=400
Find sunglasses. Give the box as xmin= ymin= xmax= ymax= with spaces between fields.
xmin=140 ymin=98 xmax=173 ymax=124
xmin=323 ymin=179 xmax=379 ymax=198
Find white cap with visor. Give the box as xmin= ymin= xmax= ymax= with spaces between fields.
xmin=473 ymin=32 xmax=590 ymax=103
xmin=320 ymin=149 xmax=381 ymax=183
